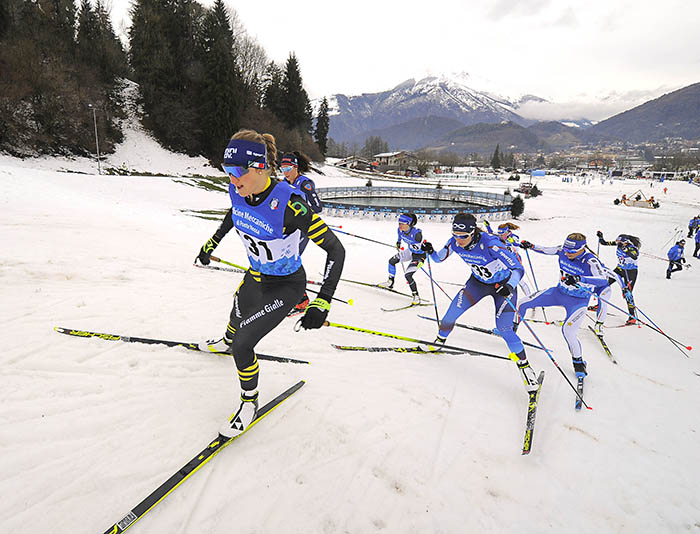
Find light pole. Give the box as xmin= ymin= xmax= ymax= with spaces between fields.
xmin=88 ymin=103 xmax=101 ymax=175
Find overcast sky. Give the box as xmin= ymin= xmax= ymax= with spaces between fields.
xmin=108 ymin=0 xmax=700 ymax=121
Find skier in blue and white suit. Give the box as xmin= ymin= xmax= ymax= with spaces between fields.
xmin=422 ymin=213 xmax=540 ymax=393
xmin=519 ymin=233 xmax=612 ymax=379
xmin=378 ymin=212 xmax=427 ymax=304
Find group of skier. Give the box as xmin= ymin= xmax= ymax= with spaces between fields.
xmin=372 ymin=207 xmax=695 ymax=405
xmin=192 ymin=129 xmax=696 ymax=437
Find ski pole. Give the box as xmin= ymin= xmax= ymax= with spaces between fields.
xmin=297 ymin=321 xmax=510 ymax=361
xmin=660 ymin=228 xmax=682 ymax=253
xmin=576 ymin=285 xmax=691 ymax=356
xmin=524 ymin=249 xmax=548 ymax=323
xmin=426 ymin=254 xmax=441 ymax=325
xmin=210 ymin=255 xmax=247 ymax=270
xmin=627 ymin=304 xmax=691 ymax=355
xmin=210 ymin=257 xmax=352 ymax=306
xmin=304 ymin=287 xmax=354 ymax=306
xmin=333 ymin=228 xmax=396 ymax=248
xmin=498 ymin=289 xmax=591 ymax=410
xmin=420 ymin=265 xmax=452 ymax=300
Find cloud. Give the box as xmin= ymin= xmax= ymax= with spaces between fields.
xmin=486 ymin=0 xmax=551 ymax=21
xmin=552 ymin=7 xmax=578 ymax=28
xmin=516 ymin=86 xmax=677 ymax=122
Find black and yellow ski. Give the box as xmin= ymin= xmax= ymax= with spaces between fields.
xmin=54 ymin=326 xmax=308 ymax=365
xmin=522 ymin=371 xmax=545 ymax=455
xmin=320 ymin=321 xmax=510 ymax=361
xmin=331 ymin=344 xmax=461 ymax=355
xmin=103 ymin=380 xmax=305 ymax=534
xmin=586 ymin=325 xmax=617 ymax=364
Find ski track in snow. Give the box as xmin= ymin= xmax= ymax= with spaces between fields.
xmin=1 ymin=151 xmax=700 ymax=533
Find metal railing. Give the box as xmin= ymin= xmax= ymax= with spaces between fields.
xmin=317 ymin=186 xmax=513 ymax=222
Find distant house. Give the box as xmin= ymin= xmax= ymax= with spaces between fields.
xmin=373 ymin=151 xmax=419 ymax=172
xmin=335 ymin=156 xmax=372 ymax=170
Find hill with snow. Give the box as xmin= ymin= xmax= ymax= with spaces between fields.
xmin=2 ymin=134 xmax=700 ymax=533
xmin=323 ymin=73 xmax=541 ymax=148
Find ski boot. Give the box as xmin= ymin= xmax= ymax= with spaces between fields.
xmin=287 ymin=293 xmax=310 ymax=317
xmin=219 ymin=390 xmax=259 ymax=439
xmin=425 ymin=335 xmax=446 ymax=352
xmin=624 ymin=316 xmax=637 ymax=326
xmin=411 ymin=291 xmax=420 ymax=305
xmin=572 ymin=358 xmax=587 ymax=378
xmin=510 ymin=352 xmax=539 ymax=393
xmin=592 ymin=321 xmax=604 ymax=335
xmin=199 ymin=335 xmax=233 ymax=353
xmin=378 ymin=277 xmax=395 ymax=289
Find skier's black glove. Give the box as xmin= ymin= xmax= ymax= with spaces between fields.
xmin=520 ymin=240 xmax=533 ymax=249
xmin=596 ymin=230 xmax=604 ymax=242
xmin=195 ymin=237 xmax=219 ymax=266
xmin=195 ymin=248 xmax=211 ymax=266
xmin=396 ymin=242 xmax=401 ymax=250
xmin=495 ymin=283 xmax=513 ymax=297
xmin=300 ymin=297 xmax=331 ymax=330
xmin=562 ymin=274 xmax=581 ymax=286
xmin=421 ymin=241 xmax=434 ymax=254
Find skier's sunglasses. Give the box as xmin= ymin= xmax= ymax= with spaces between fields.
xmin=222 ymin=165 xmax=250 ymax=179
xmin=222 ymin=155 xmax=266 ymax=178
xmin=452 ymin=230 xmax=475 ymax=239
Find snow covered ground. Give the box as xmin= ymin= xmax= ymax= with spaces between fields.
xmin=1 ymin=147 xmax=700 ymax=533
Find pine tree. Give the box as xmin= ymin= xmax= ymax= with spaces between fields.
xmin=129 ymin=0 xmax=206 ymax=153
xmin=491 ymin=144 xmax=501 ymax=169
xmin=262 ymin=61 xmax=285 ymax=120
xmin=76 ymin=0 xmax=99 ymax=63
xmin=280 ymin=53 xmax=311 ymax=131
xmin=78 ymin=0 xmax=128 ymax=82
xmin=314 ymin=97 xmax=330 ymax=156
xmin=511 ymin=195 xmax=525 ymax=218
xmin=199 ymin=0 xmax=244 ymax=160
xmin=94 ymin=0 xmax=129 ymax=80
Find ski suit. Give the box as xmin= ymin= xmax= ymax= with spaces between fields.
xmin=428 ymin=231 xmax=525 ymax=354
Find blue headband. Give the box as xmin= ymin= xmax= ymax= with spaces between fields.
xmin=563 ymin=238 xmax=586 ymax=252
xmin=453 ymin=219 xmax=476 ymax=234
xmin=398 ymin=214 xmax=413 ymax=225
xmin=223 ymin=139 xmax=267 ymax=169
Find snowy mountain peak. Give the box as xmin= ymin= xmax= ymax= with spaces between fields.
xmin=321 ymin=72 xmax=544 ymax=145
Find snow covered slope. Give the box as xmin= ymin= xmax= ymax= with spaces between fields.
xmin=1 ymin=159 xmax=700 ymax=534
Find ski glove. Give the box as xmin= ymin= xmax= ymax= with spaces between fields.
xmin=195 ymin=237 xmax=219 ymax=266
xmin=195 ymin=248 xmax=211 ymax=266
xmin=300 ymin=297 xmax=331 ymax=330
xmin=495 ymin=283 xmax=513 ymax=297
xmin=596 ymin=230 xmax=604 ymax=240
xmin=562 ymin=274 xmax=581 ymax=286
xmin=421 ymin=241 xmax=434 ymax=254
xmin=520 ymin=240 xmax=533 ymax=249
